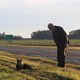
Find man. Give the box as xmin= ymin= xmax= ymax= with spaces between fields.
xmin=48 ymin=23 xmax=69 ymax=67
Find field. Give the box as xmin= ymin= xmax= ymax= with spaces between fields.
xmin=0 ymin=39 xmax=80 ymax=46
xmin=0 ymin=51 xmax=80 ymax=80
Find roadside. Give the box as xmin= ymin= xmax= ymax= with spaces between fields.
xmin=0 ymin=44 xmax=80 ymax=64
xmin=0 ymin=44 xmax=80 ymax=50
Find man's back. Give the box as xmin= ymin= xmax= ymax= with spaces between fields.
xmin=52 ymin=26 xmax=67 ymax=47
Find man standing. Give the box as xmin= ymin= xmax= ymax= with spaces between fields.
xmin=48 ymin=23 xmax=69 ymax=67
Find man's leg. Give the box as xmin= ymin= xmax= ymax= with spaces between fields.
xmin=57 ymin=47 xmax=65 ymax=67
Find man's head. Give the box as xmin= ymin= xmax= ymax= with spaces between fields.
xmin=48 ymin=23 xmax=55 ymax=31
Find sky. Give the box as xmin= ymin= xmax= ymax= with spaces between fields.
xmin=0 ymin=0 xmax=80 ymax=38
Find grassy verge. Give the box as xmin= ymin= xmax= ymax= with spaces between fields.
xmin=0 ymin=44 xmax=80 ymax=51
xmin=0 ymin=39 xmax=80 ymax=46
xmin=0 ymin=51 xmax=80 ymax=80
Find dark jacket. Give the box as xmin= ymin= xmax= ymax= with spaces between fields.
xmin=52 ymin=26 xmax=67 ymax=48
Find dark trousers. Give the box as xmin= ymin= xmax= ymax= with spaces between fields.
xmin=57 ymin=46 xmax=65 ymax=67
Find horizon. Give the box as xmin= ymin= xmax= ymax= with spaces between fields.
xmin=0 ymin=28 xmax=80 ymax=39
xmin=0 ymin=0 xmax=80 ymax=38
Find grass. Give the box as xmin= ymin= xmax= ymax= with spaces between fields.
xmin=70 ymin=39 xmax=80 ymax=45
xmin=0 ymin=40 xmax=54 ymax=46
xmin=0 ymin=51 xmax=80 ymax=80
xmin=0 ymin=39 xmax=80 ymax=46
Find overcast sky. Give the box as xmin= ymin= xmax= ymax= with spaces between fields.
xmin=0 ymin=0 xmax=80 ymax=38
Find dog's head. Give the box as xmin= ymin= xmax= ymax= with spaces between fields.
xmin=17 ymin=58 xmax=23 ymax=65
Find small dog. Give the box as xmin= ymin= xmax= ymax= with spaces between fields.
xmin=16 ymin=58 xmax=32 ymax=70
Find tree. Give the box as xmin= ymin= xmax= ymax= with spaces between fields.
xmin=0 ymin=32 xmax=6 ymax=40
xmin=31 ymin=30 xmax=53 ymax=39
xmin=13 ymin=36 xmax=23 ymax=40
xmin=69 ymin=29 xmax=80 ymax=39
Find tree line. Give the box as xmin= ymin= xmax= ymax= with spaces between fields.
xmin=0 ymin=32 xmax=23 ymax=40
xmin=31 ymin=30 xmax=53 ymax=40
xmin=31 ymin=29 xmax=80 ymax=39
xmin=68 ymin=29 xmax=80 ymax=39
xmin=0 ymin=29 xmax=80 ymax=40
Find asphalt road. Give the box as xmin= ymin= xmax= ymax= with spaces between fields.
xmin=0 ymin=45 xmax=80 ymax=64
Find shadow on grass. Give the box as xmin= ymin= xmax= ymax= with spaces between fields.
xmin=21 ymin=69 xmax=73 ymax=80
xmin=51 ymin=73 xmax=73 ymax=80
xmin=0 ymin=59 xmax=15 ymax=64
xmin=28 ymin=57 xmax=56 ymax=65
xmin=0 ymin=59 xmax=16 ymax=70
xmin=74 ymin=66 xmax=80 ymax=71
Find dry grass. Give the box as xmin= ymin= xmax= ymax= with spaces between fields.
xmin=0 ymin=51 xmax=80 ymax=80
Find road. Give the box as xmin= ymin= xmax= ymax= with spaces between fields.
xmin=0 ymin=45 xmax=80 ymax=64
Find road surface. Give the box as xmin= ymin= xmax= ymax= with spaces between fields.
xmin=0 ymin=45 xmax=80 ymax=64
